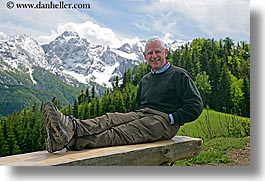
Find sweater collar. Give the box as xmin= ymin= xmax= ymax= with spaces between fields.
xmin=151 ymin=61 xmax=171 ymax=74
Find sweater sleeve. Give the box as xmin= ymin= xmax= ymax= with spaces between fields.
xmin=171 ymin=72 xmax=203 ymax=126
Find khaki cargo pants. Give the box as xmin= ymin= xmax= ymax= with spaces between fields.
xmin=72 ymin=108 xmax=180 ymax=150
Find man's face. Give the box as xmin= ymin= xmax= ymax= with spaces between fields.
xmin=143 ymin=41 xmax=168 ymax=71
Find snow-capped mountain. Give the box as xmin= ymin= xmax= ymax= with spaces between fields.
xmin=0 ymin=32 xmax=49 ymax=84
xmin=42 ymin=31 xmax=146 ymax=87
xmin=0 ymin=32 xmax=83 ymax=87
xmin=0 ymin=31 xmax=187 ymax=87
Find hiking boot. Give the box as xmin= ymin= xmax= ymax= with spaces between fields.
xmin=42 ymin=101 xmax=76 ymax=153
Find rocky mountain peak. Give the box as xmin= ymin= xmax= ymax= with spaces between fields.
xmin=55 ymin=31 xmax=80 ymax=41
xmin=118 ymin=43 xmax=133 ymax=53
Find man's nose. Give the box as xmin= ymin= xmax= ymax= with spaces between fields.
xmin=151 ymin=52 xmax=157 ymax=59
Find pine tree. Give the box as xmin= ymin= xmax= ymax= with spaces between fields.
xmin=83 ymin=104 xmax=90 ymax=119
xmin=230 ymin=74 xmax=244 ymax=112
xmin=6 ymin=121 xmax=21 ymax=155
xmin=78 ymin=90 xmax=85 ymax=105
xmin=195 ymin=71 xmax=211 ymax=108
xmin=72 ymin=99 xmax=78 ymax=118
xmin=0 ymin=120 xmax=9 ymax=156
xmin=91 ymin=85 xmax=96 ymax=99
xmin=85 ymin=87 xmax=91 ymax=103
xmin=217 ymin=64 xmax=233 ymax=111
xmin=241 ymin=76 xmax=250 ymax=117
xmin=101 ymin=95 xmax=109 ymax=114
xmin=94 ymin=98 xmax=102 ymax=116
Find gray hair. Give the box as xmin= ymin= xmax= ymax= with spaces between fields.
xmin=144 ymin=38 xmax=166 ymax=52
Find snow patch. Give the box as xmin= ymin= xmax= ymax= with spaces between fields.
xmin=92 ymin=62 xmax=120 ymax=87
xmin=62 ymin=70 xmax=90 ymax=85
xmin=110 ymin=49 xmax=138 ymax=60
xmin=28 ymin=67 xmax=37 ymax=84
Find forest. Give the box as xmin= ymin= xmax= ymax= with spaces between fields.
xmin=0 ymin=37 xmax=250 ymax=157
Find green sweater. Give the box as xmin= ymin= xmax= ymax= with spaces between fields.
xmin=136 ymin=65 xmax=203 ymax=126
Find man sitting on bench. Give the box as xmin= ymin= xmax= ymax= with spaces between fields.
xmin=42 ymin=37 xmax=203 ymax=153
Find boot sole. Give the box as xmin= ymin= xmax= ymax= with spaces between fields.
xmin=42 ymin=104 xmax=54 ymax=153
xmin=42 ymin=102 xmax=67 ymax=152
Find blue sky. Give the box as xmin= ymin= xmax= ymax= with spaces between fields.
xmin=0 ymin=0 xmax=250 ymax=47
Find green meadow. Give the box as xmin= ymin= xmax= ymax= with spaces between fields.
xmin=174 ymin=109 xmax=250 ymax=166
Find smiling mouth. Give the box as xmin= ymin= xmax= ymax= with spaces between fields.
xmin=151 ymin=58 xmax=160 ymax=62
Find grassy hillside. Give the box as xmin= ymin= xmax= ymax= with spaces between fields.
xmin=174 ymin=137 xmax=250 ymax=166
xmin=178 ymin=109 xmax=250 ymax=141
xmin=174 ymin=109 xmax=250 ymax=166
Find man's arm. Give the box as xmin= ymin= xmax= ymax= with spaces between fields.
xmin=171 ymin=72 xmax=203 ymax=126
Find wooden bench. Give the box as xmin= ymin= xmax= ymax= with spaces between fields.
xmin=0 ymin=136 xmax=202 ymax=166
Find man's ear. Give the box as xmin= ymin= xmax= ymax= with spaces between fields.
xmin=165 ymin=48 xmax=169 ymax=58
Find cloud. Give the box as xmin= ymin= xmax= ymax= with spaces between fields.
xmin=57 ymin=21 xmax=117 ymax=46
xmin=136 ymin=0 xmax=250 ymax=41
xmin=173 ymin=0 xmax=249 ymax=37
xmin=37 ymin=21 xmax=140 ymax=47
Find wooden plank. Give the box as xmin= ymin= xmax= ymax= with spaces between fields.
xmin=0 ymin=136 xmax=202 ymax=166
